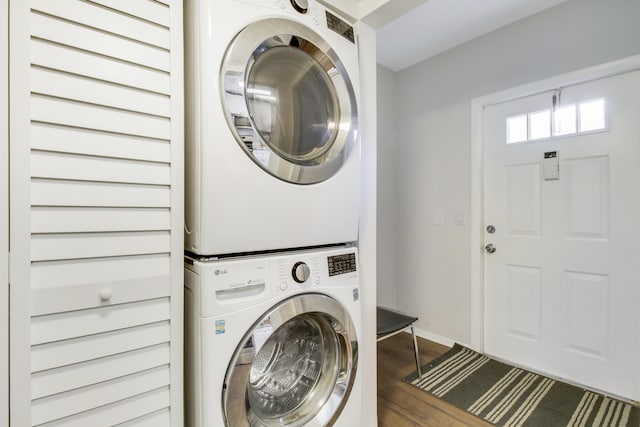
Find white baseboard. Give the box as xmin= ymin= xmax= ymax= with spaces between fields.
xmin=414 ymin=328 xmax=469 ymax=349
xmin=383 ymin=327 xmax=474 ymax=351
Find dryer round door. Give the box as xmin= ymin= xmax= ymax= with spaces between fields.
xmin=220 ymin=18 xmax=358 ymax=184
xmin=223 ymin=293 xmax=358 ymax=427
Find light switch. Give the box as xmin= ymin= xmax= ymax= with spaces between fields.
xmin=455 ymin=211 xmax=465 ymax=225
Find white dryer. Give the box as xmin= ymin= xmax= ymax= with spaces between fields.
xmin=184 ymin=0 xmax=361 ymax=256
xmin=184 ymin=246 xmax=361 ymax=427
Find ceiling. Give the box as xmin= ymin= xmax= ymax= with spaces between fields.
xmin=375 ymin=0 xmax=569 ymax=72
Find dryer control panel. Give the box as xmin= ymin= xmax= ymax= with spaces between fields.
xmin=230 ymin=0 xmax=356 ymax=41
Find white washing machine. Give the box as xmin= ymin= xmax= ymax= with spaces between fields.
xmin=184 ymin=246 xmax=361 ymax=427
xmin=184 ymin=0 xmax=361 ymax=256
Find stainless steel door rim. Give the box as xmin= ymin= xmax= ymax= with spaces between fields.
xmin=220 ymin=18 xmax=358 ymax=184
xmin=223 ymin=293 xmax=358 ymax=427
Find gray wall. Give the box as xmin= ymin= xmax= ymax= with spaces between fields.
xmin=378 ymin=0 xmax=640 ymax=344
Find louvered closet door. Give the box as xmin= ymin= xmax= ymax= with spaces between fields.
xmin=9 ymin=0 xmax=184 ymax=426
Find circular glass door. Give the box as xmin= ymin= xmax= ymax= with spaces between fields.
xmin=221 ymin=18 xmax=358 ymax=184
xmin=223 ymin=293 xmax=358 ymax=427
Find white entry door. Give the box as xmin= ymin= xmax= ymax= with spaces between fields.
xmin=483 ymin=70 xmax=640 ymax=401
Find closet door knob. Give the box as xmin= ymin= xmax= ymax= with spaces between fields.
xmin=99 ymin=288 xmax=113 ymax=302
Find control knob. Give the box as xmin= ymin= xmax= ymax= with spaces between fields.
xmin=292 ymin=261 xmax=311 ymax=283
xmin=290 ymin=0 xmax=308 ymax=14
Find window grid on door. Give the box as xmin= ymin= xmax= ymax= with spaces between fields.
xmin=506 ymin=98 xmax=607 ymax=144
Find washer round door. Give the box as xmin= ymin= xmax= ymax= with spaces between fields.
xmin=220 ymin=18 xmax=358 ymax=184
xmin=223 ymin=293 xmax=358 ymax=427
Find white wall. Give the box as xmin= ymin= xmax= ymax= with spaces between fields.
xmin=381 ymin=0 xmax=640 ymax=345
xmin=395 ymin=100 xmax=471 ymax=345
xmin=376 ymin=65 xmax=397 ymax=309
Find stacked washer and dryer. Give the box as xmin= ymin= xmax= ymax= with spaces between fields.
xmin=183 ymin=0 xmax=363 ymax=426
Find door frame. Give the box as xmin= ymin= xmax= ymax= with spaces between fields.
xmin=469 ymin=54 xmax=640 ymax=351
xmin=1 ymin=0 xmax=9 ymax=423
xmin=8 ymin=0 xmax=32 ymax=424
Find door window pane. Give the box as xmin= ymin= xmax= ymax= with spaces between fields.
xmin=248 ymin=316 xmax=325 ymax=417
xmin=579 ymin=98 xmax=606 ymax=132
xmin=246 ymin=45 xmax=340 ymax=163
xmin=507 ymin=115 xmax=527 ymax=144
xmin=553 ymin=104 xmax=577 ymax=136
xmin=529 ymin=110 xmax=551 ymax=140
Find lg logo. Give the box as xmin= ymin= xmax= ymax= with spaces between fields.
xmin=214 ymin=268 xmax=228 ymax=276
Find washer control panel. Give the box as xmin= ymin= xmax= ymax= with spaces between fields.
xmin=190 ymin=246 xmax=359 ymax=315
xmin=275 ymin=248 xmax=358 ymax=293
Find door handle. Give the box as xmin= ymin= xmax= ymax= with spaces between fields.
xmin=485 ymin=243 xmax=496 ymax=254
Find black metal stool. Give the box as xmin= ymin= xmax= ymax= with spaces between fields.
xmin=376 ymin=306 xmax=422 ymax=377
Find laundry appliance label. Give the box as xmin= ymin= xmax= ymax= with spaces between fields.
xmin=215 ymin=319 xmax=226 ymax=335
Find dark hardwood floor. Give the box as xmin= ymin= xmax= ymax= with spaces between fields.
xmin=377 ymin=333 xmax=493 ymax=427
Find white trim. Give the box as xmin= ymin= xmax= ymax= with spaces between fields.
xmin=9 ymin=0 xmax=32 ymax=424
xmin=469 ymin=54 xmax=640 ymax=352
xmin=415 ymin=328 xmax=460 ymax=349
xmin=356 ymin=21 xmax=377 ymax=427
xmin=469 ymin=97 xmax=484 ymax=351
xmin=168 ymin=0 xmax=185 ymax=424
xmin=1 ymin=0 xmax=9 ymax=424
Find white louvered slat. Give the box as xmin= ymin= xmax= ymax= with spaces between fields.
xmin=31 ymin=366 xmax=170 ymax=425
xmin=31 ymin=0 xmax=170 ymax=49
xmin=30 ymin=40 xmax=170 ymax=95
xmin=31 ymin=123 xmax=171 ymax=163
xmin=31 ymin=180 xmax=171 ymax=208
xmin=30 ymin=12 xmax=170 ymax=72
xmin=31 ymin=255 xmax=171 ymax=289
xmin=31 ymin=67 xmax=171 ymax=117
xmin=31 ymin=274 xmax=170 ymax=316
xmin=31 ymin=151 xmax=170 ymax=185
xmin=31 ymin=298 xmax=171 ymax=345
xmin=31 ymin=207 xmax=170 ymax=233
xmin=35 ymin=387 xmax=171 ymax=427
xmin=114 ymin=408 xmax=171 ymax=427
xmin=31 ymin=344 xmax=170 ymax=399
xmin=86 ymin=0 xmax=170 ymax=27
xmin=31 ymin=96 xmax=170 ymax=140
xmin=31 ymin=231 xmax=170 ymax=262
xmin=31 ymin=321 xmax=171 ymax=373
xmin=31 ymin=254 xmax=172 ymax=316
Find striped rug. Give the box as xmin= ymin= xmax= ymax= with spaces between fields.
xmin=403 ymin=344 xmax=639 ymax=427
